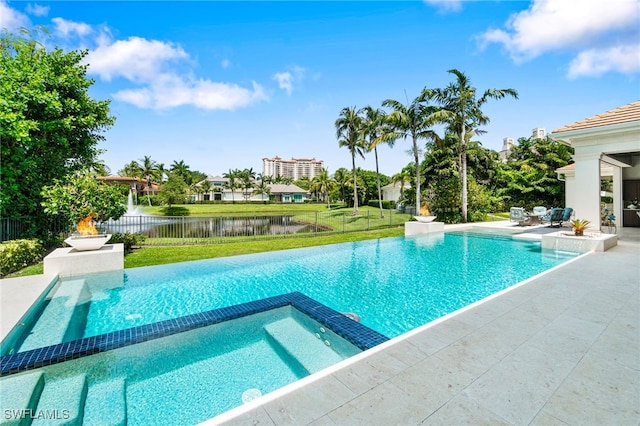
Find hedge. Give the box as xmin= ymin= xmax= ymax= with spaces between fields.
xmin=0 ymin=239 xmax=44 ymax=277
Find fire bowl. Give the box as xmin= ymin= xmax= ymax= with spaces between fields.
xmin=64 ymin=234 xmax=112 ymax=251
xmin=413 ymin=215 xmax=437 ymax=223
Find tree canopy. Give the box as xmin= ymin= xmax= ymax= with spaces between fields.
xmin=0 ymin=30 xmax=115 ymax=236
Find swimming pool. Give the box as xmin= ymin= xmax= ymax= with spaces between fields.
xmin=2 ymin=231 xmax=577 ymax=355
xmin=0 ymin=305 xmax=364 ymax=424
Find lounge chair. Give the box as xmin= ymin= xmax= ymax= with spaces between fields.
xmin=532 ymin=206 xmax=548 ymax=216
xmin=510 ymin=207 xmax=526 ymax=224
xmin=561 ymin=207 xmax=574 ymax=225
xmin=542 ymin=207 xmax=564 ymax=227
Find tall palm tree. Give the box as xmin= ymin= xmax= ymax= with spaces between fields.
xmin=382 ymin=96 xmax=442 ymax=215
xmin=335 ymin=106 xmax=366 ymax=215
xmin=431 ymin=69 xmax=518 ymax=222
xmin=361 ymin=106 xmax=392 ymax=218
xmin=223 ymin=169 xmax=238 ymax=202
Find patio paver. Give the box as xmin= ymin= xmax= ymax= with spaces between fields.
xmin=212 ymin=227 xmax=640 ymax=425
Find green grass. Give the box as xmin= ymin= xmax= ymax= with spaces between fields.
xmin=143 ymin=202 xmax=338 ymax=216
xmin=4 ymin=263 xmax=44 ymax=278
xmin=123 ymin=227 xmax=404 ymax=268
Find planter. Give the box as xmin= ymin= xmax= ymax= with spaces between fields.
xmin=574 ymin=230 xmax=584 ymax=236
xmin=64 ymin=234 xmax=112 ymax=251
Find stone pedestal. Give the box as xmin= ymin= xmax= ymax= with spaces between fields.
xmin=44 ymin=244 xmax=124 ymax=277
xmin=405 ymin=221 xmax=445 ymax=236
xmin=541 ymin=231 xmax=617 ymax=253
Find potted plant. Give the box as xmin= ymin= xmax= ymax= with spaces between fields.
xmin=569 ymin=218 xmax=591 ymax=236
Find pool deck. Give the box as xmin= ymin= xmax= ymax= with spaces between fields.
xmin=1 ymin=223 xmax=638 ymax=425
xmin=211 ymin=223 xmax=640 ymax=425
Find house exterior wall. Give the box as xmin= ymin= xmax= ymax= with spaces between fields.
xmin=553 ymin=120 xmax=640 ymax=230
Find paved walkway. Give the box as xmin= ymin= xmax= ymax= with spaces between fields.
xmin=212 ymin=227 xmax=640 ymax=425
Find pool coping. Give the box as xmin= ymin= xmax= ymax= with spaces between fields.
xmin=0 ymin=292 xmax=388 ymax=376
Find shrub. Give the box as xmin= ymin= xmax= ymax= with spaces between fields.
xmin=0 ymin=239 xmax=44 ymax=277
xmin=109 ymin=233 xmax=147 ymax=252
xmin=367 ymin=200 xmax=396 ymax=209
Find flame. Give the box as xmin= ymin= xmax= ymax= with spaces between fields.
xmin=77 ymin=216 xmax=98 ymax=236
xmin=419 ymin=203 xmax=430 ymax=216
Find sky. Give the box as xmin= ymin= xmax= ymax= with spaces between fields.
xmin=2 ymin=0 xmax=639 ymax=177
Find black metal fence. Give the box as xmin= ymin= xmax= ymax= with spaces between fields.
xmin=1 ymin=209 xmax=411 ymax=247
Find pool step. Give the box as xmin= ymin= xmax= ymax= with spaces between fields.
xmin=32 ymin=374 xmax=88 ymax=425
xmin=20 ymin=279 xmax=91 ymax=352
xmin=0 ymin=371 xmax=45 ymax=426
xmin=83 ymin=377 xmax=127 ymax=426
xmin=264 ymin=318 xmax=343 ymax=374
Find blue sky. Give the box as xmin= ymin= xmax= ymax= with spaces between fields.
xmin=3 ymin=0 xmax=639 ymax=177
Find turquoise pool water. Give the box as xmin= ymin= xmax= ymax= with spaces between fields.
xmin=1 ymin=307 xmax=360 ymax=425
xmin=6 ymin=232 xmax=577 ymax=354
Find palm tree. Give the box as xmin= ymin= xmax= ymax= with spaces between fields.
xmin=335 ymin=106 xmax=366 ymax=215
xmin=431 ymin=69 xmax=518 ymax=222
xmin=382 ymin=96 xmax=442 ymax=215
xmin=138 ymin=155 xmax=159 ymax=205
xmin=312 ymin=168 xmax=336 ymax=209
xmin=333 ymin=168 xmax=351 ymax=204
xmin=239 ymin=168 xmax=256 ymax=200
xmin=223 ymin=169 xmax=238 ymax=202
xmin=361 ymin=106 xmax=391 ymax=218
xmin=253 ymin=180 xmax=271 ymax=203
xmin=118 ymin=161 xmax=142 ymax=178
xmin=392 ymin=169 xmax=411 ymax=204
xmin=170 ymin=160 xmax=191 ymax=185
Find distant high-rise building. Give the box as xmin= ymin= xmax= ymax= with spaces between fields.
xmin=532 ymin=127 xmax=546 ymax=139
xmin=499 ymin=137 xmax=514 ymax=162
xmin=262 ymin=156 xmax=324 ymax=180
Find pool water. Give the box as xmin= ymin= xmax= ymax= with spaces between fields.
xmin=0 ymin=306 xmax=361 ymax=425
xmin=4 ymin=232 xmax=578 ymax=355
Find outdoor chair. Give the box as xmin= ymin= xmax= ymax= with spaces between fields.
xmin=510 ymin=207 xmax=526 ymax=223
xmin=542 ymin=208 xmax=564 ymax=227
xmin=532 ymin=206 xmax=548 ymax=216
xmin=561 ymin=207 xmax=574 ymax=225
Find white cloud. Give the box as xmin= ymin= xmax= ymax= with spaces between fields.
xmin=273 ymin=71 xmax=293 ymax=95
xmin=0 ymin=1 xmax=30 ymax=31
xmin=86 ymin=36 xmax=188 ymax=82
xmin=52 ymin=17 xmax=92 ymax=37
xmin=273 ymin=66 xmax=306 ymax=95
xmin=87 ymin=36 xmax=267 ymax=110
xmin=478 ymin=0 xmax=640 ymax=76
xmin=423 ymin=0 xmax=463 ymax=13
xmin=25 ymin=3 xmax=49 ymax=17
xmin=568 ymin=43 xmax=640 ymax=78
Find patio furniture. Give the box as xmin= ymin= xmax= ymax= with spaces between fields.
xmin=510 ymin=207 xmax=526 ymax=223
xmin=532 ymin=206 xmax=548 ymax=216
xmin=542 ymin=208 xmax=564 ymax=227
xmin=561 ymin=207 xmax=574 ymax=225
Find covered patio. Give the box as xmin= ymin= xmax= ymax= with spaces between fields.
xmin=550 ymin=101 xmax=640 ymax=231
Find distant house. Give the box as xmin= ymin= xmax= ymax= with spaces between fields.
xmin=550 ymin=101 xmax=640 ymax=230
xmin=194 ymin=177 xmax=309 ymax=203
xmin=97 ymin=176 xmax=159 ymax=196
xmin=381 ymin=182 xmax=410 ymax=203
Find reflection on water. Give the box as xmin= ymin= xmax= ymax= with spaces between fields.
xmin=100 ymin=215 xmax=318 ymax=238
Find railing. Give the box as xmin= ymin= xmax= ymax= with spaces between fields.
xmin=2 ymin=209 xmax=411 ymax=247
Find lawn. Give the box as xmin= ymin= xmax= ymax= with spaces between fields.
xmin=5 ymin=227 xmax=405 ymax=277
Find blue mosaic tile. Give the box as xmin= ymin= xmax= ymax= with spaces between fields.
xmin=0 ymin=292 xmax=388 ymax=376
